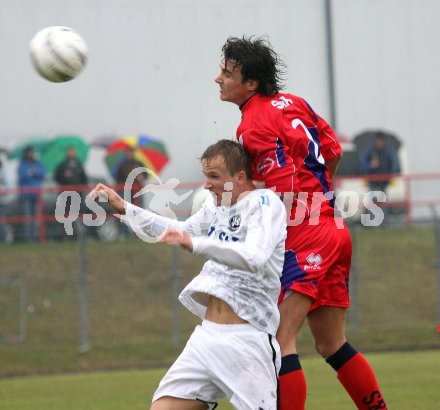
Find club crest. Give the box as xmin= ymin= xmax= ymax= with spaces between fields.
xmin=228 ymin=214 xmax=241 ymax=231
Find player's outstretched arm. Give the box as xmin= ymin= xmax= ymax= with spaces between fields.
xmin=89 ymin=183 xmax=126 ymax=214
xmin=89 ymin=183 xmax=209 ymax=243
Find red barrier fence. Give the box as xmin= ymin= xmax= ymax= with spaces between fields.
xmin=1 ymin=172 xmax=440 ymax=243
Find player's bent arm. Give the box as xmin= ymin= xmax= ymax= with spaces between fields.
xmin=312 ymin=115 xmax=342 ymax=178
xmin=191 ymin=196 xmax=286 ymax=272
xmin=326 ymin=154 xmax=342 ymax=178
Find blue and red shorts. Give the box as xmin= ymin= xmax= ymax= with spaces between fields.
xmin=278 ymin=216 xmax=352 ymax=311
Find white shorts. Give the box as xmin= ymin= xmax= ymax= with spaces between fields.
xmin=152 ymin=320 xmax=280 ymax=410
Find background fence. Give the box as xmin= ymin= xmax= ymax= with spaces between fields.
xmin=1 ymin=179 xmax=440 ymax=377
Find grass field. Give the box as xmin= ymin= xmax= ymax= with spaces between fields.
xmin=1 ymin=225 xmax=440 ymax=378
xmin=1 ymin=223 xmax=440 ymax=410
xmin=1 ymin=349 xmax=439 ymax=409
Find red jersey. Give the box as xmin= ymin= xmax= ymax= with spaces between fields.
xmin=237 ymin=93 xmax=342 ymax=221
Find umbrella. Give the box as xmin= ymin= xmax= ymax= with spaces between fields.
xmin=7 ymin=135 xmax=89 ymax=173
xmin=104 ymin=134 xmax=169 ymax=176
xmin=90 ymin=134 xmax=119 ymax=149
xmin=7 ymin=137 xmax=52 ymax=160
xmin=353 ymin=130 xmax=402 ymax=155
xmin=40 ymin=135 xmax=89 ymax=173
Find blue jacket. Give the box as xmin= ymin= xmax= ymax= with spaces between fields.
xmin=18 ymin=159 xmax=46 ymax=199
xmin=361 ymin=147 xmax=399 ymax=175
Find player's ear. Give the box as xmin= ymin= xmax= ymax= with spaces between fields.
xmin=246 ymin=79 xmax=258 ymax=92
xmin=249 ymin=80 xmax=260 ymax=91
xmin=237 ymin=170 xmax=247 ymax=183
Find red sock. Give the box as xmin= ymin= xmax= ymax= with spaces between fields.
xmin=327 ymin=342 xmax=387 ymax=409
xmin=278 ymin=354 xmax=307 ymax=410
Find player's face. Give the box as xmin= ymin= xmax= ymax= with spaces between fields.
xmin=215 ymin=59 xmax=256 ymax=106
xmin=202 ymin=156 xmax=241 ymax=207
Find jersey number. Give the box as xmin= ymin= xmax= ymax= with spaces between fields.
xmin=291 ymin=118 xmax=324 ymax=165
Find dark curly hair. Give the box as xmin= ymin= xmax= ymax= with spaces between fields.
xmin=221 ymin=35 xmax=286 ymax=96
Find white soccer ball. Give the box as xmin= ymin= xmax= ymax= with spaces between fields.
xmin=29 ymin=26 xmax=88 ymax=83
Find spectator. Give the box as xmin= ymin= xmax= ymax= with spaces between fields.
xmin=55 ymin=146 xmax=88 ymax=187
xmin=115 ymin=148 xmax=146 ymax=184
xmin=361 ymin=132 xmax=399 ymax=223
xmin=114 ymin=147 xmax=147 ymax=198
xmin=361 ymin=132 xmax=399 ymax=194
xmin=18 ymin=146 xmax=46 ymax=241
xmin=55 ymin=146 xmax=88 ymax=213
xmin=114 ymin=147 xmax=147 ymax=237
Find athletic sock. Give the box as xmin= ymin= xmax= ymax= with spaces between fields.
xmin=326 ymin=342 xmax=387 ymax=409
xmin=278 ymin=354 xmax=306 ymax=410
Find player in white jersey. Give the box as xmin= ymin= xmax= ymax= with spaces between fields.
xmin=89 ymin=139 xmax=287 ymax=410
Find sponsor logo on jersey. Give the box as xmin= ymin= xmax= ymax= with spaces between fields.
xmin=271 ymin=96 xmax=293 ymax=109
xmin=207 ymin=226 xmax=239 ymax=242
xmin=304 ymin=253 xmax=323 ymax=270
xmin=257 ymin=157 xmax=275 ymax=175
xmin=228 ymin=214 xmax=241 ymax=231
xmin=259 ymin=195 xmax=270 ymax=206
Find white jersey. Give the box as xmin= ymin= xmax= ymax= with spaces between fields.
xmin=122 ymin=188 xmax=286 ymax=336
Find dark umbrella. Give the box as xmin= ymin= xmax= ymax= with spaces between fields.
xmin=90 ymin=134 xmax=119 ymax=149
xmin=353 ymin=130 xmax=402 ymax=155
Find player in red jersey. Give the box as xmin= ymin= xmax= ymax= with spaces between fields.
xmin=215 ymin=36 xmax=387 ymax=410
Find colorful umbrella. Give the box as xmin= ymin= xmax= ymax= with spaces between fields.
xmin=104 ymin=134 xmax=169 ymax=176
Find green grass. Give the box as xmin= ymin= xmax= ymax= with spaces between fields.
xmin=0 ymin=239 xmax=204 ymax=376
xmin=1 ymin=225 xmax=440 ymax=378
xmin=0 ymin=350 xmax=439 ymax=409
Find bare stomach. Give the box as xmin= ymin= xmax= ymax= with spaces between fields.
xmin=205 ymin=295 xmax=248 ymax=324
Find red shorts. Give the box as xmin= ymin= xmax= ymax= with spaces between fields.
xmin=278 ymin=216 xmax=352 ymax=311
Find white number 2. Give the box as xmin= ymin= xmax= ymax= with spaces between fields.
xmin=291 ymin=118 xmax=325 ymax=165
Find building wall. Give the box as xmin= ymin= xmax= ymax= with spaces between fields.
xmin=333 ymin=0 xmax=440 ymax=174
xmin=1 ymin=0 xmax=439 ymax=187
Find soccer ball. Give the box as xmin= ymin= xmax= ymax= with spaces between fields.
xmin=29 ymin=26 xmax=88 ymax=83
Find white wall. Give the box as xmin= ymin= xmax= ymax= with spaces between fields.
xmin=1 ymin=0 xmax=439 ymax=190
xmin=0 ymin=0 xmax=330 ymax=183
xmin=332 ymin=0 xmax=440 ymax=217
xmin=333 ymin=0 xmax=440 ymax=175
